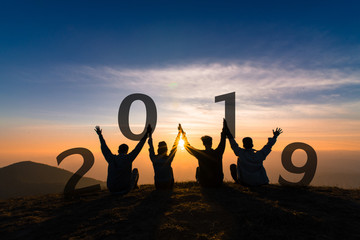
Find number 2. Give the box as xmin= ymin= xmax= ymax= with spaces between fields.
xmin=56 ymin=148 xmax=101 ymax=198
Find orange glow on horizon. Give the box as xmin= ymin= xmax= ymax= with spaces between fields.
xmin=1 ymin=118 xmax=359 ymax=187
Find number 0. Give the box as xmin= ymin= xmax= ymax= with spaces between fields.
xmin=118 ymin=93 xmax=157 ymax=140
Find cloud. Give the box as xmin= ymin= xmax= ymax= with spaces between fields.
xmin=76 ymin=62 xmax=360 ymax=123
xmin=81 ymin=62 xmax=360 ymax=92
xmin=2 ymin=62 xmax=359 ymax=153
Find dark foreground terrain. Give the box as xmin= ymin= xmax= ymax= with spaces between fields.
xmin=1 ymin=182 xmax=360 ymax=240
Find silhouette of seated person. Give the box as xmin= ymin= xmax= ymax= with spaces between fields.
xmin=95 ymin=125 xmax=150 ymax=194
xmin=148 ymin=124 xmax=181 ymax=190
xmin=224 ymin=121 xmax=283 ymax=186
xmin=181 ymin=120 xmax=226 ymax=187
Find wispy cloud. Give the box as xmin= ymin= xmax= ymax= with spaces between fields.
xmin=81 ymin=63 xmax=360 ymax=95
xmin=77 ymin=62 xmax=360 ymax=123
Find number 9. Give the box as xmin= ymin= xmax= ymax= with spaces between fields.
xmin=279 ymin=142 xmax=317 ymax=186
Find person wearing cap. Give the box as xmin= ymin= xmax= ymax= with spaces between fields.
xmin=224 ymin=120 xmax=283 ymax=186
xmin=148 ymin=124 xmax=181 ymax=189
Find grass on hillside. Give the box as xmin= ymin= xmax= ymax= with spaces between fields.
xmin=1 ymin=182 xmax=360 ymax=240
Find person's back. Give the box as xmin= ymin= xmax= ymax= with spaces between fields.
xmin=234 ymin=147 xmax=272 ymax=186
xmin=151 ymin=154 xmax=175 ymax=188
xmin=226 ymin=125 xmax=283 ymax=186
xmin=95 ymin=125 xmax=149 ymax=193
xmin=148 ymin=125 xmax=181 ymax=189
xmin=194 ymin=148 xmax=224 ymax=187
xmin=106 ymin=153 xmax=135 ymax=191
xmin=181 ymin=121 xmax=226 ymax=187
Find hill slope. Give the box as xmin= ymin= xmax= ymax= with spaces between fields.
xmin=1 ymin=183 xmax=360 ymax=239
xmin=0 ymin=161 xmax=106 ymax=199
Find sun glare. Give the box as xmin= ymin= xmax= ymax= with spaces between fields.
xmin=178 ymin=137 xmax=185 ymax=150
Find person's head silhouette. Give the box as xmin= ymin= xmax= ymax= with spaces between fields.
xmin=158 ymin=141 xmax=168 ymax=155
xmin=118 ymin=144 xmax=129 ymax=154
xmin=201 ymin=135 xmax=212 ymax=149
xmin=242 ymin=137 xmax=253 ymax=149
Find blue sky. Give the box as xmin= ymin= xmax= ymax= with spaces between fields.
xmin=1 ymin=1 xmax=359 ymax=67
xmin=1 ymin=1 xmax=359 ymax=127
xmin=1 ymin=1 xmax=359 ymax=110
xmin=0 ymin=1 xmax=360 ymax=184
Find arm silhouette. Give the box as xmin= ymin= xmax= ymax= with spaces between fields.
xmin=95 ymin=126 xmax=113 ymax=162
xmin=215 ymin=119 xmax=227 ymax=154
xmin=148 ymin=125 xmax=156 ymax=161
xmin=256 ymin=128 xmax=283 ymax=160
xmin=168 ymin=124 xmax=182 ymax=162
xmin=223 ymin=120 xmax=243 ymax=156
xmin=128 ymin=124 xmax=151 ymax=161
xmin=180 ymin=125 xmax=199 ymax=157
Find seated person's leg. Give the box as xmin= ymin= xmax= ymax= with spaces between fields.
xmin=130 ymin=168 xmax=139 ymax=190
xmin=110 ymin=169 xmax=139 ymax=195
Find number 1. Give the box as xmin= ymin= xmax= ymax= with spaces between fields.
xmin=215 ymin=92 xmax=235 ymax=137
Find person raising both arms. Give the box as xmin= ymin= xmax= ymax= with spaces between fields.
xmin=181 ymin=120 xmax=226 ymax=188
xmin=94 ymin=125 xmax=151 ymax=194
xmin=148 ymin=124 xmax=182 ymax=190
xmin=223 ymin=120 xmax=283 ymax=186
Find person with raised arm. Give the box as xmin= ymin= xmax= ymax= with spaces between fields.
xmin=148 ymin=124 xmax=182 ymax=190
xmin=94 ymin=125 xmax=151 ymax=194
xmin=223 ymin=120 xmax=283 ymax=186
xmin=180 ymin=120 xmax=226 ymax=187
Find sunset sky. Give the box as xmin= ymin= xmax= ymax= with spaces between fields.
xmin=1 ymin=1 xmax=359 ymax=187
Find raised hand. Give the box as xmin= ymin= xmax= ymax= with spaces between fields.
xmin=147 ymin=124 xmax=152 ymax=136
xmin=94 ymin=126 xmax=102 ymax=135
xmin=223 ymin=118 xmax=232 ymax=137
xmin=273 ymin=128 xmax=283 ymax=137
xmin=179 ymin=124 xmax=186 ymax=137
xmin=223 ymin=118 xmax=228 ymax=130
xmin=178 ymin=123 xmax=183 ymax=133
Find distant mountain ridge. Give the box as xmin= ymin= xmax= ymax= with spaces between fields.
xmin=0 ymin=161 xmax=106 ymax=199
